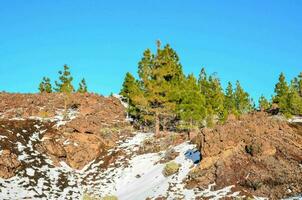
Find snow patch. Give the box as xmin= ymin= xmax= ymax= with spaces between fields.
xmin=26 ymin=168 xmax=35 ymax=176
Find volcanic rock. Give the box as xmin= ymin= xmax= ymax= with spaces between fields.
xmin=0 ymin=150 xmax=21 ymax=179
xmin=188 ymin=112 xmax=302 ymax=199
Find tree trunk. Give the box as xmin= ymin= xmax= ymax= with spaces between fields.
xmin=155 ymin=112 xmax=160 ymax=136
xmin=162 ymin=116 xmax=166 ymax=133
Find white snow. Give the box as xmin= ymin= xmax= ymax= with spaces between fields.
xmin=289 ymin=116 xmax=302 ymax=123
xmin=0 ymin=135 xmax=8 ymax=140
xmin=112 ymin=94 xmax=129 ymax=108
xmin=0 ymin=128 xmax=243 ymax=200
xmin=26 ymin=168 xmax=35 ymax=176
xmin=53 ymin=108 xmax=78 ymax=127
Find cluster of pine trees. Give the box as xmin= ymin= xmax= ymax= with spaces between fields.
xmin=259 ymin=72 xmax=302 ymax=117
xmin=39 ymin=65 xmax=88 ymax=93
xmin=120 ymin=42 xmax=253 ymax=134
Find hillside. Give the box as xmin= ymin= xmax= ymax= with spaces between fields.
xmin=0 ymin=93 xmax=301 ymax=199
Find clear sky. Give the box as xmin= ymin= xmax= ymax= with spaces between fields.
xmin=0 ymin=0 xmax=301 ymax=101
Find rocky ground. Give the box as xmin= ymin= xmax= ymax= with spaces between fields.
xmin=0 ymin=92 xmax=132 ymax=171
xmin=0 ymin=93 xmax=301 ymax=199
xmin=188 ymin=112 xmax=302 ymax=199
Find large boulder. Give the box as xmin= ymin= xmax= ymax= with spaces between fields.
xmin=0 ymin=150 xmax=21 ymax=179
xmin=41 ymin=132 xmax=105 ymax=170
xmin=64 ymin=133 xmax=104 ymax=169
xmin=42 ymin=139 xmax=66 ymax=158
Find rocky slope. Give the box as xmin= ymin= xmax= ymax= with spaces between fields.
xmin=0 ymin=93 xmax=235 ymax=199
xmin=0 ymin=93 xmax=301 ymax=199
xmin=188 ymin=112 xmax=302 ymax=199
xmin=0 ymin=93 xmax=131 ymax=175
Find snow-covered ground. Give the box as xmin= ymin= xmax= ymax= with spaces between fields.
xmin=0 ymin=122 xmax=240 ymax=200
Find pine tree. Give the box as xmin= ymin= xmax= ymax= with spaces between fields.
xmin=120 ymin=72 xmax=137 ymax=100
xmin=120 ymin=72 xmax=146 ymax=119
xmin=136 ymin=43 xmax=185 ymax=135
xmin=178 ymin=74 xmax=206 ymax=131
xmin=77 ymin=78 xmax=88 ymax=93
xmin=234 ymin=80 xmax=252 ymax=114
xmin=291 ymin=72 xmax=302 ymax=97
xmin=273 ymin=73 xmax=289 ymax=104
xmin=198 ymin=67 xmax=208 ymax=96
xmin=207 ymin=75 xmax=225 ymax=118
xmin=271 ymin=72 xmax=302 ymax=116
xmin=258 ymin=95 xmax=270 ymax=111
xmin=224 ymin=82 xmax=236 ymax=114
xmin=286 ymin=86 xmax=302 ymax=116
xmin=55 ymin=65 xmax=75 ymax=93
xmin=298 ymin=72 xmax=302 ymax=97
xmin=198 ymin=68 xmax=224 ymax=123
xmin=39 ymin=77 xmax=52 ymax=93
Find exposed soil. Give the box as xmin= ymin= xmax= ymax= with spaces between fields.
xmin=188 ymin=112 xmax=302 ymax=199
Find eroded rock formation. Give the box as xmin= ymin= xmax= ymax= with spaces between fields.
xmin=188 ymin=112 xmax=302 ymax=199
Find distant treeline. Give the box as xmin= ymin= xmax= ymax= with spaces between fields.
xmin=38 ymin=65 xmax=87 ymax=93
xmin=259 ymin=72 xmax=302 ymax=117
xmin=37 ymin=42 xmax=302 ymax=133
xmin=120 ymin=42 xmax=302 ymax=134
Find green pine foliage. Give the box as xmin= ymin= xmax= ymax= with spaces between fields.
xmin=258 ymin=95 xmax=270 ymax=111
xmin=120 ymin=42 xmax=254 ymax=133
xmin=138 ymin=43 xmax=185 ymax=134
xmin=77 ymin=78 xmax=88 ymax=93
xmin=39 ymin=65 xmax=88 ymax=95
xmin=177 ymin=74 xmax=206 ymax=131
xmin=39 ymin=77 xmax=52 ymax=93
xmin=198 ymin=68 xmax=225 ymax=124
xmin=120 ymin=72 xmax=146 ymax=121
xmin=55 ymin=65 xmax=75 ymax=93
xmin=121 ymin=42 xmax=186 ymax=134
xmin=273 ymin=73 xmax=289 ymax=104
xmin=206 ymin=75 xmax=225 ymax=118
xmin=234 ymin=80 xmax=253 ymax=114
xmin=224 ymin=82 xmax=236 ymax=115
xmin=272 ymin=72 xmax=302 ymax=116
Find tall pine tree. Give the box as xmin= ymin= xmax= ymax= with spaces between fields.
xmin=207 ymin=75 xmax=225 ymax=118
xmin=198 ymin=68 xmax=224 ymax=123
xmin=120 ymin=72 xmax=146 ymax=121
xmin=273 ymin=73 xmax=289 ymax=104
xmin=224 ymin=82 xmax=236 ymax=115
xmin=234 ymin=80 xmax=252 ymax=114
xmin=136 ymin=42 xmax=185 ymax=135
xmin=178 ymin=74 xmax=206 ymax=131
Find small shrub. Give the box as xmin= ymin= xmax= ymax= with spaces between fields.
xmin=162 ymin=161 xmax=180 ymax=177
xmin=102 ymin=195 xmax=118 ymax=200
xmin=245 ymin=145 xmax=254 ymax=156
xmin=245 ymin=143 xmax=262 ymax=156
xmin=160 ymin=148 xmax=179 ymax=163
xmin=100 ymin=127 xmax=120 ymax=138
xmin=82 ymin=193 xmax=100 ymax=200
xmin=37 ymin=110 xmax=52 ymax=118
xmin=169 ymin=133 xmax=177 ymax=144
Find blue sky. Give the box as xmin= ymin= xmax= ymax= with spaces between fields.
xmin=0 ymin=0 xmax=301 ymax=101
